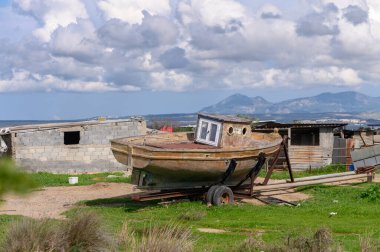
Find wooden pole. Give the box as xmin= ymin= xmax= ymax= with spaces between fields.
xmin=283 ymin=136 xmax=294 ymax=182
xmin=285 ymin=171 xmax=356 ymax=183
xmin=253 ymin=173 xmax=370 ymax=191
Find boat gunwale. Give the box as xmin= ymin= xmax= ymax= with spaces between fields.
xmin=110 ymin=132 xmax=283 ymax=154
xmin=111 ymin=140 xmax=282 ymax=154
xmin=111 ymin=145 xmax=280 ymax=161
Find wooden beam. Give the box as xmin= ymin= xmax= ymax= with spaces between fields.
xmin=285 ymin=171 xmax=356 ymax=183
xmin=254 ymin=173 xmax=370 ymax=191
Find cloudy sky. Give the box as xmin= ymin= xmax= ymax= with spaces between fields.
xmin=1 ymin=0 xmax=380 ymax=119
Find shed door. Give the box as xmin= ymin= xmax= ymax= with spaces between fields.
xmin=196 ymin=118 xmax=221 ymax=146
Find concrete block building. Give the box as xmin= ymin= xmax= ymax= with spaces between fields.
xmin=0 ymin=118 xmax=146 ymax=173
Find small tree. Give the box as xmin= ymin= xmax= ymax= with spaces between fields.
xmin=0 ymin=158 xmax=37 ymax=197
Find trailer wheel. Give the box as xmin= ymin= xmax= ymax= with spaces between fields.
xmin=212 ymin=186 xmax=234 ymax=206
xmin=206 ymin=185 xmax=219 ymax=204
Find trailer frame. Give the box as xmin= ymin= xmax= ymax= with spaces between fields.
xmin=125 ymin=137 xmax=376 ymax=205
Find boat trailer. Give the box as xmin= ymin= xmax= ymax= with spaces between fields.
xmin=126 ymin=137 xmax=377 ymax=206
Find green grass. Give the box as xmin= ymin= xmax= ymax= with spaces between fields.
xmin=1 ymin=165 xmax=377 ymax=251
xmin=260 ymin=164 xmax=347 ymax=180
xmin=29 ymin=172 xmax=131 ymax=187
xmin=61 ymin=181 xmax=380 ymax=251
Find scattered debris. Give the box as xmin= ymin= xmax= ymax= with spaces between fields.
xmin=329 ymin=212 xmax=337 ymax=217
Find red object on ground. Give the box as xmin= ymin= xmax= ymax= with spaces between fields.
xmin=160 ymin=126 xmax=173 ymax=132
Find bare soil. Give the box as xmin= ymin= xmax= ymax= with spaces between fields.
xmin=0 ymin=183 xmax=136 ymax=219
xmin=197 ymin=228 xmax=226 ymax=233
xmin=241 ymin=189 xmax=310 ymax=205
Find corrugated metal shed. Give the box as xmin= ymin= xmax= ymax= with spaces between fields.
xmin=254 ymin=121 xmax=346 ymax=170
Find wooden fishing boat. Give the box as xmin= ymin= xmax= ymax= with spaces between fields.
xmin=111 ymin=114 xmax=283 ymax=190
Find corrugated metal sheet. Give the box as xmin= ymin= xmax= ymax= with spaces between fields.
xmin=351 ymin=145 xmax=380 ymax=169
xmin=285 ymin=146 xmax=327 ymax=169
xmin=269 ymin=144 xmax=337 ymax=170
xmin=254 ymin=122 xmax=347 ymax=129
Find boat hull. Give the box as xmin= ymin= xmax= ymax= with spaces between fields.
xmin=111 ymin=133 xmax=282 ymax=189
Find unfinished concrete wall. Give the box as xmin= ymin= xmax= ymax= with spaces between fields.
xmin=12 ymin=119 xmax=146 ymax=173
xmin=320 ymin=127 xmax=334 ymax=165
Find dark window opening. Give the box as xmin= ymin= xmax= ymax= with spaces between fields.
xmin=228 ymin=127 xmax=233 ymax=134
xmin=291 ymin=128 xmax=319 ymax=146
xmin=209 ymin=123 xmax=218 ymax=141
xmin=64 ymin=131 xmax=80 ymax=145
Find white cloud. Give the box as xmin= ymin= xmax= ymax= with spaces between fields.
xmin=97 ymin=0 xmax=171 ymax=24
xmin=0 ymin=6 xmax=37 ymax=41
xmin=368 ymin=1 xmax=380 ymax=39
xmin=13 ymin=0 xmax=88 ymax=41
xmin=178 ymin=0 xmax=247 ymax=26
xmin=2 ymin=0 xmax=380 ymax=94
xmin=223 ymin=66 xmax=362 ymax=89
xmin=258 ymin=4 xmax=282 ymax=19
xmin=150 ymin=71 xmax=192 ymax=91
xmin=49 ymin=19 xmax=101 ymax=63
xmin=0 ymin=69 xmax=140 ymax=92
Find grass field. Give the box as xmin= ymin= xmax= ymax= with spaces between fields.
xmin=1 ymin=168 xmax=379 ymax=251
xmin=29 ymin=171 xmax=131 ymax=187
xmin=67 ymin=182 xmax=380 ymax=251
xmin=29 ymin=164 xmax=345 ymax=187
xmin=259 ymin=164 xmax=347 ymax=180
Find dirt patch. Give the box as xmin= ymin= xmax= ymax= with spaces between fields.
xmin=0 ymin=183 xmax=136 ymax=219
xmin=373 ymin=175 xmax=380 ymax=183
xmin=197 ymin=228 xmax=226 ymax=233
xmin=241 ymin=189 xmax=310 ymax=205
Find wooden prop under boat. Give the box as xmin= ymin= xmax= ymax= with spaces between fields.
xmin=111 ymin=114 xmax=283 ymax=189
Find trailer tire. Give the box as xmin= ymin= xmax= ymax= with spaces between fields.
xmin=206 ymin=185 xmax=219 ymax=204
xmin=212 ymin=186 xmax=234 ymax=206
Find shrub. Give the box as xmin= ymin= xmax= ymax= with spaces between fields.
xmin=359 ymin=234 xmax=380 ymax=252
xmin=137 ymin=224 xmax=194 ymax=252
xmin=117 ymin=221 xmax=137 ymax=251
xmin=234 ymin=236 xmax=269 ymax=252
xmin=360 ymin=184 xmax=380 ymax=202
xmin=118 ymin=222 xmax=194 ymax=252
xmin=1 ymin=218 xmax=61 ymax=252
xmin=312 ymin=228 xmax=333 ymax=251
xmin=234 ymin=228 xmax=334 ymax=252
xmin=61 ymin=212 xmax=112 ymax=252
xmin=1 ymin=212 xmax=111 ymax=252
xmin=0 ymin=158 xmax=38 ymax=196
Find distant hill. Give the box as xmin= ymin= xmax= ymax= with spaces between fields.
xmin=200 ymin=91 xmax=380 ymax=114
xmin=201 ymin=94 xmax=273 ymax=114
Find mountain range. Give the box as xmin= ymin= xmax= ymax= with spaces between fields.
xmin=200 ymin=91 xmax=380 ymax=114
